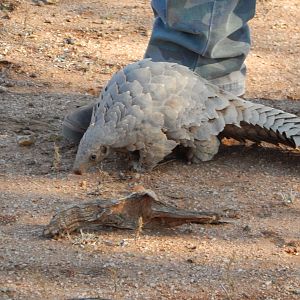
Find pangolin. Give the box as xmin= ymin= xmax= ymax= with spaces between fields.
xmin=73 ymin=59 xmax=300 ymax=174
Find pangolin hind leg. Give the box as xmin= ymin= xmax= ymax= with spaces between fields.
xmin=187 ymin=136 xmax=220 ymax=164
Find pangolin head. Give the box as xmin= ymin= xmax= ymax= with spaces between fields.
xmin=72 ymin=124 xmax=113 ymax=174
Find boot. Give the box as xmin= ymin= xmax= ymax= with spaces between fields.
xmin=62 ymin=103 xmax=94 ymax=144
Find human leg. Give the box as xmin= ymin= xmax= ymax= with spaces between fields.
xmin=63 ymin=0 xmax=257 ymax=143
xmin=145 ymin=0 xmax=256 ymax=96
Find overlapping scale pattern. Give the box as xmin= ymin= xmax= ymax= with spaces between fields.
xmin=75 ymin=59 xmax=299 ymax=172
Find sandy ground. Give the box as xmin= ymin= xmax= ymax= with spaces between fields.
xmin=0 ymin=1 xmax=299 ymax=299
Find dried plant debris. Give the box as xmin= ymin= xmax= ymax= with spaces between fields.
xmin=43 ymin=190 xmax=223 ymax=238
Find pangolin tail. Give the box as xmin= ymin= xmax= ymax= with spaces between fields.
xmin=218 ymin=98 xmax=300 ymax=148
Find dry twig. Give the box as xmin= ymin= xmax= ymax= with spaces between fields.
xmin=43 ymin=190 xmax=223 ymax=238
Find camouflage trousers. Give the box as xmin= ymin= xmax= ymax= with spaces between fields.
xmin=144 ymin=0 xmax=256 ymax=96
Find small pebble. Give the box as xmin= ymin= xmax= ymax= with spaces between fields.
xmin=243 ymin=225 xmax=251 ymax=232
xmin=64 ymin=38 xmax=75 ymax=45
xmin=4 ymin=82 xmax=14 ymax=87
xmin=80 ymin=180 xmax=87 ymax=189
xmin=0 ymin=86 xmax=8 ymax=93
xmin=291 ymin=289 xmax=300 ymax=295
xmin=17 ymin=135 xmax=35 ymax=146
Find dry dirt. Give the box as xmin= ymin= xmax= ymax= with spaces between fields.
xmin=0 ymin=0 xmax=299 ymax=299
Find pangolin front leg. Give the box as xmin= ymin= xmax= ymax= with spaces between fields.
xmin=132 ymin=132 xmax=178 ymax=172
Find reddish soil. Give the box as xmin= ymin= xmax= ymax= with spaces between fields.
xmin=0 ymin=1 xmax=299 ymax=299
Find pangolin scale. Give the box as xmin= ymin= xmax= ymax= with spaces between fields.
xmin=73 ymin=59 xmax=300 ymax=173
